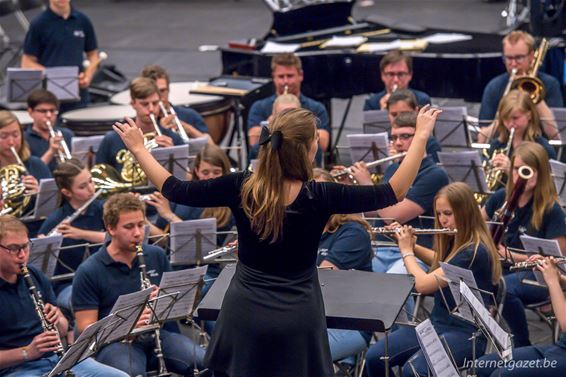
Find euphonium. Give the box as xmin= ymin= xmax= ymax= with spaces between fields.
xmin=484 ymin=127 xmax=515 ymax=192
xmin=0 ymin=147 xmax=31 ymax=217
xmin=510 ymin=38 xmax=549 ymax=104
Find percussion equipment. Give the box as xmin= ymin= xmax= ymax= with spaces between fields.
xmin=61 ymin=105 xmax=135 ymax=136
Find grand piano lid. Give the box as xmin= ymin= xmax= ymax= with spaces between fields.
xmin=263 ymin=0 xmax=356 ymax=38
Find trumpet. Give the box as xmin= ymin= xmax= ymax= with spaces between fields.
xmin=203 ymin=244 xmax=238 ymax=262
xmin=158 ymin=101 xmax=190 ymax=143
xmin=332 ymin=152 xmax=408 ymax=182
xmin=484 ymin=127 xmax=515 ymax=192
xmin=47 ymin=189 xmax=105 ymax=237
xmin=371 ymin=227 xmax=457 ymax=235
xmin=509 ymin=257 xmax=566 ymax=272
xmin=149 ymin=113 xmax=163 ymax=137
xmin=46 ymin=121 xmax=72 ymax=163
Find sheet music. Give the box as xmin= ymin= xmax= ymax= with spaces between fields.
xmin=415 ymin=319 xmax=460 ymax=377
xmin=423 ymin=33 xmax=472 ymax=44
xmin=460 ymin=281 xmax=513 ymax=360
xmin=6 ymin=68 xmax=43 ymax=102
xmin=103 ymin=288 xmax=153 ymax=345
xmin=435 ymin=107 xmax=468 ymax=148
xmin=437 ymin=151 xmax=488 ymax=193
xmin=519 ymin=235 xmax=563 ymax=285
xmin=261 ymin=41 xmax=300 ymax=53
xmin=28 ymin=235 xmax=64 ymax=278
xmin=151 ymin=144 xmax=189 ymax=181
xmin=439 ymin=262 xmax=483 ymax=323
xmin=32 ymin=179 xmax=59 ymax=219
xmin=347 ymin=133 xmax=389 ymax=173
xmin=357 ymin=40 xmax=401 ymax=53
xmin=170 ymin=218 xmax=217 ymax=265
xmin=152 ymin=266 xmax=208 ymax=322
xmin=71 ymin=136 xmax=104 ymax=166
xmin=321 ymin=35 xmax=367 ymax=48
xmin=188 ymin=136 xmax=209 ymax=156
xmin=362 ymin=110 xmax=390 ymax=134
xmin=550 ymin=159 xmax=566 ymax=206
xmin=45 ymin=66 xmax=80 ymax=101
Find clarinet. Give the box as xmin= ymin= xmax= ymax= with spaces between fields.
xmin=20 ymin=264 xmax=74 ymax=376
xmin=136 ymin=244 xmax=170 ymax=377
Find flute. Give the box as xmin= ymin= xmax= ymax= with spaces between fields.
xmin=509 ymin=257 xmax=566 ymax=272
xmin=332 ymin=152 xmax=408 ymax=179
xmin=47 ymin=189 xmax=105 ymax=237
xmin=371 ymin=227 xmax=457 ymax=235
xmin=203 ymin=245 xmax=238 ymax=261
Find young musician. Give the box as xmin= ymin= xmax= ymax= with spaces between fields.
xmin=365 ymin=182 xmax=502 ymax=377
xmin=0 ymin=215 xmax=127 ymax=377
xmin=38 ymin=158 xmax=106 ymax=311
xmin=96 ymin=77 xmax=185 ymax=172
xmin=482 ymin=142 xmax=566 ymax=347
xmin=25 ymin=89 xmax=74 ymax=171
xmin=141 ymin=64 xmax=211 ymax=140
xmin=247 ymin=53 xmax=330 ymax=157
xmin=313 ymin=168 xmax=373 ymax=362
xmin=72 ymin=193 xmax=205 ymax=376
xmin=476 ymin=256 xmax=566 ymax=376
xmin=487 ymin=90 xmax=556 ymax=177
xmin=479 ymin=30 xmax=562 ymax=138
xmin=364 ymin=50 xmax=431 ymax=111
xmin=113 ymin=105 xmax=440 ymax=377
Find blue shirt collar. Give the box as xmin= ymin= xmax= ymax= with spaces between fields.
xmin=46 ymin=6 xmax=79 ymax=21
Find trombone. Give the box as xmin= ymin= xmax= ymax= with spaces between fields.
xmin=510 ymin=38 xmax=549 ymax=104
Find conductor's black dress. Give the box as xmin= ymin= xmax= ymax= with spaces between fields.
xmin=161 ymin=172 xmax=398 ymax=377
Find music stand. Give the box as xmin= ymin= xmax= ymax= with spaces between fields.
xmin=519 ymin=235 xmax=564 ymax=286
xmin=413 ymin=318 xmax=460 ymax=377
xmin=169 ymin=218 xmax=217 ymax=266
xmin=437 ymin=150 xmax=489 ymax=197
xmin=362 ymin=110 xmax=390 ymax=134
xmin=346 ymin=132 xmax=389 ymax=174
xmin=28 ymin=235 xmax=64 ymax=278
xmin=151 ymin=144 xmax=189 ymax=183
xmin=44 ymin=66 xmax=80 ymax=102
xmin=29 ymin=178 xmax=59 ymax=220
xmin=550 ymin=159 xmax=566 ymax=207
xmin=548 ymin=108 xmax=566 ymax=160
xmin=433 ymin=106 xmax=471 ymax=149
xmin=187 ymin=136 xmax=209 ymax=157
xmin=71 ymin=136 xmax=104 ymax=169
xmin=5 ymin=67 xmax=43 ymax=102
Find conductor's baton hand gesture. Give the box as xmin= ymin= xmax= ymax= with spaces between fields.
xmin=415 ymin=105 xmax=442 ymax=140
xmin=113 ymin=117 xmax=146 ymax=155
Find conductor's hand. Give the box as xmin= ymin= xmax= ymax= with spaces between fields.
xmin=397 ymin=226 xmax=416 ymax=254
xmin=113 ymin=117 xmax=145 ymax=155
xmin=415 ymin=105 xmax=442 ymax=140
xmin=27 ymin=331 xmax=62 ymax=360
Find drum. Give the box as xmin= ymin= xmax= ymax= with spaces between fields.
xmin=110 ymin=82 xmax=233 ymax=144
xmin=61 ymin=105 xmax=135 ymax=136
xmin=12 ymin=110 xmax=33 ymax=127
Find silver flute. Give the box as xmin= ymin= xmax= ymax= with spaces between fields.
xmin=159 ymin=101 xmax=190 ymax=143
xmin=203 ymin=244 xmax=238 ymax=262
xmin=509 ymin=257 xmax=566 ymax=272
xmin=332 ymin=152 xmax=407 ymax=179
xmin=371 ymin=227 xmax=457 ymax=235
xmin=47 ymin=189 xmax=105 ymax=237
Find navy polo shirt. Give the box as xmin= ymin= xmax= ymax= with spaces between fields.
xmin=247 ymin=94 xmax=330 ymax=133
xmin=317 ymin=221 xmax=373 ymax=271
xmin=25 ymin=126 xmax=74 ymax=171
xmin=173 ymin=105 xmax=209 ymax=134
xmin=376 ymin=156 xmax=450 ymax=248
xmin=430 ymin=243 xmax=496 ymax=332
xmin=23 ymin=7 xmax=97 ymax=69
xmin=38 ymin=200 xmax=105 ymax=294
xmin=426 ymin=136 xmax=441 ymax=163
xmin=487 ymin=136 xmax=556 ymax=160
xmin=363 ymin=88 xmax=431 ymax=111
xmin=479 ymin=72 xmax=563 ymax=121
xmin=0 ymin=266 xmax=56 ymax=353
xmin=72 ymin=244 xmax=170 ymax=319
xmin=484 ymin=189 xmax=566 ymax=249
xmin=24 ymin=155 xmax=52 ymax=180
xmin=95 ymin=125 xmax=185 ymax=171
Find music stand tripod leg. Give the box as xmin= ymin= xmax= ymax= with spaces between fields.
xmin=331 ymin=97 xmax=353 ymax=161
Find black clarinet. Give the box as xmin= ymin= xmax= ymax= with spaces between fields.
xmin=136 ymin=244 xmax=170 ymax=377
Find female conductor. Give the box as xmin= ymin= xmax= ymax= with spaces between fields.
xmin=113 ymin=106 xmax=440 ymax=377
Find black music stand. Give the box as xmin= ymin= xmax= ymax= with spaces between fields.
xmin=5 ymin=68 xmax=43 ymax=102
xmin=437 ymin=150 xmax=490 ymax=197
xmin=28 ymin=235 xmax=64 ymax=278
xmin=345 ymin=133 xmax=389 ymax=174
xmin=29 ymin=178 xmax=59 ymax=220
xmin=169 ymin=218 xmax=217 ymax=266
xmin=71 ymin=135 xmax=104 ymax=169
xmin=151 ymin=145 xmax=190 ymax=183
xmin=362 ymin=109 xmax=390 ymax=134
xmin=550 ymin=159 xmax=566 ymax=207
xmin=433 ymin=107 xmax=471 ymax=149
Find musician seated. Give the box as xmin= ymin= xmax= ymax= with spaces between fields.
xmin=486 ymin=90 xmax=556 ymax=178
xmin=247 ymin=53 xmax=330 ymax=164
xmin=386 ymin=91 xmax=441 ymax=162
xmin=147 ymin=144 xmax=235 ymax=295
xmin=0 ymin=215 xmax=128 ymax=377
xmin=72 ymin=193 xmax=205 ymax=376
xmin=96 ymin=77 xmax=186 ymax=171
xmin=24 ymin=89 xmax=74 ymax=172
xmin=475 ymin=256 xmax=566 ymax=377
xmin=141 ymin=64 xmax=212 ymax=142
xmin=38 ymin=159 xmax=106 ymax=313
xmin=482 ymin=142 xmax=566 ymax=347
xmin=313 ymin=169 xmax=372 ymax=363
xmin=478 ymin=30 xmax=562 ymax=143
xmin=348 ymin=111 xmax=449 ymax=272
xmin=364 ymin=50 xmax=431 ymax=111
xmin=365 ymin=183 xmax=501 ymax=377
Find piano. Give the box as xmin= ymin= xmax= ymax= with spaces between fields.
xmin=219 ymin=0 xmax=564 ymax=104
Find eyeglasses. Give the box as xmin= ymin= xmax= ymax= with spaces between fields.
xmin=0 ymin=242 xmax=31 ymax=255
xmin=33 ymin=109 xmax=59 ymax=115
xmin=503 ymin=54 xmax=528 ymax=63
xmin=390 ymin=133 xmax=415 ymax=142
xmin=383 ymin=71 xmax=410 ymax=79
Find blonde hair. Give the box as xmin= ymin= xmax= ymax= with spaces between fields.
xmin=241 ymin=108 xmax=316 ymax=243
xmin=271 ymin=53 xmax=302 ymax=72
xmin=129 ymin=77 xmax=159 ymax=101
xmin=506 ymin=142 xmax=558 ymax=230
xmin=496 ymin=90 xmax=542 ymax=143
xmin=432 ymin=182 xmax=501 ymax=284
xmin=0 ymin=110 xmax=31 ymax=162
xmin=0 ymin=215 xmax=28 ymax=242
xmin=503 ymin=30 xmax=535 ymax=52
xmin=193 ymin=144 xmax=232 ymax=228
xmin=273 ymin=94 xmax=300 ymax=114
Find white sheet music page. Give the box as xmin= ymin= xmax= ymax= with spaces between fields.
xmin=550 ymin=159 xmax=566 ymax=206
xmin=347 ymin=133 xmax=389 ymax=173
xmin=321 ymin=35 xmax=367 ymax=48
xmin=439 ymin=262 xmax=483 ymax=323
xmin=261 ymin=41 xmax=300 ymax=53
xmin=423 ymin=33 xmax=472 ymax=44
xmin=33 ymin=179 xmax=59 ymax=219
xmin=170 ymin=218 xmax=217 ymax=265
xmin=415 ymin=319 xmax=459 ymax=377
xmin=519 ymin=235 xmax=563 ymax=285
xmin=460 ymin=281 xmax=513 ymax=361
xmin=437 ymin=151 xmax=487 ymax=193
xmin=71 ymin=135 xmax=104 ymax=166
xmin=29 ymin=235 xmax=64 ymax=278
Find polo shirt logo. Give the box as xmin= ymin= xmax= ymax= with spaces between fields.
xmin=73 ymin=30 xmax=85 ymax=38
xmin=147 ymin=269 xmax=159 ymax=278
